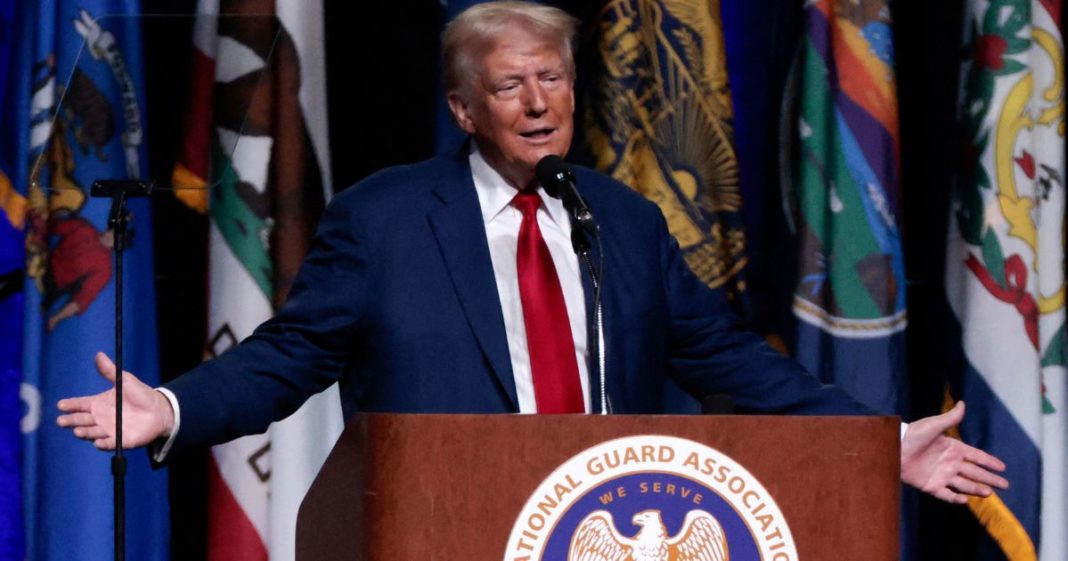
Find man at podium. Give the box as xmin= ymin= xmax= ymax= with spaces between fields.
xmin=57 ymin=0 xmax=1006 ymax=505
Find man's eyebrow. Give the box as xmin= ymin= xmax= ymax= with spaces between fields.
xmin=485 ymin=63 xmax=567 ymax=85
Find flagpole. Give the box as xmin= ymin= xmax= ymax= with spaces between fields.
xmin=91 ymin=180 xmax=153 ymax=561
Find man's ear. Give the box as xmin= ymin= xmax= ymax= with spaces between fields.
xmin=447 ymin=91 xmax=476 ymax=134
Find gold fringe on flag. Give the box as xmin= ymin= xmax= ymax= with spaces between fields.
xmin=171 ymin=162 xmax=209 ymax=214
xmin=942 ymin=389 xmax=1037 ymax=561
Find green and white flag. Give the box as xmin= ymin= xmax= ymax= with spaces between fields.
xmin=947 ymin=0 xmax=1066 ymax=558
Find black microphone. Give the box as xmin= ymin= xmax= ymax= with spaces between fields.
xmin=535 ymin=155 xmax=597 ymax=235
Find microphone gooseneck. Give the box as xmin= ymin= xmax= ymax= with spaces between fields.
xmin=534 ymin=155 xmax=610 ymax=414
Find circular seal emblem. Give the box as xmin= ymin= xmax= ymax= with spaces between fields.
xmin=503 ymin=435 xmax=798 ymax=561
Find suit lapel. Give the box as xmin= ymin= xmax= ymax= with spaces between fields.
xmin=427 ymin=154 xmax=519 ymax=410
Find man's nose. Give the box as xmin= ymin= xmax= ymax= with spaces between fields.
xmin=523 ymin=82 xmax=548 ymax=115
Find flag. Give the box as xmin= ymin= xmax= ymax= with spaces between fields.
xmin=586 ymin=0 xmax=745 ymax=413
xmin=171 ymin=2 xmax=342 ymax=560
xmin=586 ymin=0 xmax=745 ymax=303
xmin=789 ymin=4 xmax=912 ymax=558
xmin=947 ymin=0 xmax=1066 ymax=558
xmin=0 ymin=1 xmax=26 ymax=559
xmin=789 ymin=0 xmax=907 ymax=415
xmin=13 ymin=2 xmax=169 ymax=560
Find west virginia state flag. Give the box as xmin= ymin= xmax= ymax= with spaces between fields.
xmin=10 ymin=2 xmax=168 ymax=560
xmin=947 ymin=0 xmax=1066 ymax=559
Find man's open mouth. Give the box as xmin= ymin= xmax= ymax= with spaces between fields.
xmin=520 ymin=128 xmax=555 ymax=139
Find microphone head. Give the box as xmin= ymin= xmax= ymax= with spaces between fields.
xmin=535 ymin=155 xmax=574 ymax=199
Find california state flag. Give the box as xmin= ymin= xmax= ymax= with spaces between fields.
xmin=172 ymin=1 xmax=342 ymax=560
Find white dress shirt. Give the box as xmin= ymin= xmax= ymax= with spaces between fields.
xmin=469 ymin=146 xmax=591 ymax=413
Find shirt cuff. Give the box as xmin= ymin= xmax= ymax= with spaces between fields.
xmin=151 ymin=387 xmax=181 ymax=463
xmin=900 ymin=421 xmax=908 ymax=441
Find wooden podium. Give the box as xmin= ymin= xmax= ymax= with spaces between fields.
xmin=297 ymin=414 xmax=899 ymax=560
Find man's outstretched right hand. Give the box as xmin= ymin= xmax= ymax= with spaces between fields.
xmin=57 ymin=352 xmax=175 ymax=450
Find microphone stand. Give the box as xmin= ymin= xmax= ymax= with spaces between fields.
xmin=571 ymin=223 xmax=607 ymax=414
xmin=90 ymin=179 xmax=153 ymax=561
xmin=536 ymin=157 xmax=610 ymax=414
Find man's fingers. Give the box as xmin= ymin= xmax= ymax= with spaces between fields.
xmin=960 ymin=461 xmax=1009 ymax=489
xmin=948 ymin=475 xmax=992 ymax=497
xmin=57 ymin=396 xmax=94 ymax=413
xmin=94 ymin=352 xmax=117 ymax=382
xmin=934 ymin=487 xmax=968 ymax=505
xmin=93 ymin=437 xmax=116 ymax=450
xmin=57 ymin=412 xmax=97 ymax=427
xmin=928 ymin=401 xmax=966 ymax=433
xmin=95 ymin=352 xmax=143 ymax=392
xmin=74 ymin=426 xmax=111 ymax=440
xmin=964 ymin=446 xmax=1007 ymax=472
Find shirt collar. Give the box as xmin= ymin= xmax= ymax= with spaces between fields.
xmin=468 ymin=144 xmax=571 ymax=230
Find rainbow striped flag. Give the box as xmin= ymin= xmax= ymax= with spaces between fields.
xmin=790 ymin=4 xmax=911 ymax=555
xmin=791 ymin=0 xmax=907 ymax=416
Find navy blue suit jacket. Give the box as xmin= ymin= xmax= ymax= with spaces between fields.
xmin=165 ymin=149 xmax=869 ymax=454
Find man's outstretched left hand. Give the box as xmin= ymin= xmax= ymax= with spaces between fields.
xmin=901 ymin=400 xmax=1009 ymax=503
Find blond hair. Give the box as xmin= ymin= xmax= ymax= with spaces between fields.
xmin=442 ymin=1 xmax=579 ymax=94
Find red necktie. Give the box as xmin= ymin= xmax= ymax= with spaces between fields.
xmin=512 ymin=192 xmax=584 ymax=413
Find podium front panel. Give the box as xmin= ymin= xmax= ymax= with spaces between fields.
xmin=297 ymin=414 xmax=899 ymax=561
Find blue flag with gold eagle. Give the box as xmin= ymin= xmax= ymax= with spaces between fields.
xmin=12 ymin=2 xmax=169 ymax=560
xmin=586 ymin=0 xmax=745 ymax=413
xmin=586 ymin=0 xmax=745 ymax=304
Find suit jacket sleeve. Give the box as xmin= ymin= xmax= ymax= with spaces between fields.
xmin=162 ymin=191 xmax=368 ymax=454
xmin=653 ymin=210 xmax=874 ymax=416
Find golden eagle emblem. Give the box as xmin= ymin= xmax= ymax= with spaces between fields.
xmin=568 ymin=509 xmax=729 ymax=561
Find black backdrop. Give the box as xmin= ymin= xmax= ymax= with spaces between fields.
xmin=139 ymin=0 xmax=1000 ymax=558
